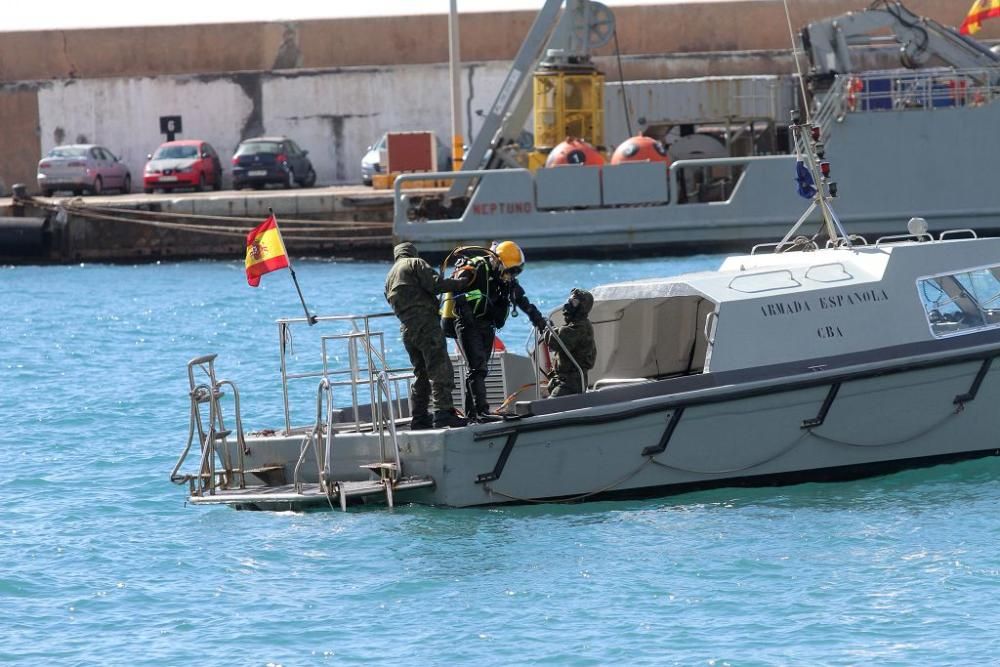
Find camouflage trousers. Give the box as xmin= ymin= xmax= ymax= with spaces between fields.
xmin=401 ymin=315 xmax=455 ymax=416
xmin=548 ymin=372 xmax=585 ymax=397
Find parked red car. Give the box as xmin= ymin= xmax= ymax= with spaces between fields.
xmin=143 ymin=140 xmax=223 ymax=193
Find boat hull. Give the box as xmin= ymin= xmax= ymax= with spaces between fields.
xmin=223 ymin=341 xmax=1000 ymax=508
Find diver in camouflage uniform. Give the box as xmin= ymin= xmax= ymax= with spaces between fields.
xmin=384 ymin=242 xmax=470 ymax=429
xmin=544 ymin=288 xmax=597 ymax=397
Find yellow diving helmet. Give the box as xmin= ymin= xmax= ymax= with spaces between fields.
xmin=495 ymin=241 xmax=525 ymax=276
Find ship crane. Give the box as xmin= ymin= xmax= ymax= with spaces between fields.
xmin=801 ymin=0 xmax=1000 ymax=87
xmin=447 ymin=0 xmax=614 ymax=199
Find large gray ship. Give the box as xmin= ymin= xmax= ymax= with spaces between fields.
xmin=393 ymin=0 xmax=1000 ymax=255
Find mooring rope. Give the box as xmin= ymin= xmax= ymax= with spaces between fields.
xmin=63 ymin=200 xmax=392 ymax=228
xmin=29 ymin=195 xmax=393 ymax=241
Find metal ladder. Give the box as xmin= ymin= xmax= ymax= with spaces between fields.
xmin=293 ymin=348 xmax=434 ymax=512
xmin=171 ymin=353 xmax=252 ymax=496
xmin=345 ymin=331 xmax=408 ymax=510
xmin=289 ymin=369 xmax=402 ymax=511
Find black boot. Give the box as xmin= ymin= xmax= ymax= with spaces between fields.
xmin=410 ymin=413 xmax=433 ymax=430
xmin=433 ymin=408 xmax=468 ymax=428
xmin=472 ymin=403 xmax=502 ymax=422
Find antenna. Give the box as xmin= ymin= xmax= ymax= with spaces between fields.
xmin=775 ymin=0 xmax=851 ymax=249
xmin=782 ymin=0 xmax=812 ymax=125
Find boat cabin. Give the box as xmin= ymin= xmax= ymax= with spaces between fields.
xmin=577 ymin=235 xmax=1000 ymax=389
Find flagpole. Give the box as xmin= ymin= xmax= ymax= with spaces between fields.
xmin=269 ymin=208 xmax=318 ymax=326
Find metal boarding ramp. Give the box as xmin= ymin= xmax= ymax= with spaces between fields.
xmin=170 ymin=313 xmax=434 ymax=511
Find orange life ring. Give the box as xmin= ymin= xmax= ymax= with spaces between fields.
xmin=846 ymin=77 xmax=863 ymax=113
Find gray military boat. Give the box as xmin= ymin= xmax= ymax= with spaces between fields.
xmin=171 ymin=113 xmax=1000 ymax=510
xmin=393 ymin=0 xmax=1000 ymax=256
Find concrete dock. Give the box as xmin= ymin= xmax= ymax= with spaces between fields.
xmin=0 ymin=185 xmax=414 ymax=264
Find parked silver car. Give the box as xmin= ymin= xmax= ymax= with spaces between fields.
xmin=37 ymin=144 xmax=132 ymax=196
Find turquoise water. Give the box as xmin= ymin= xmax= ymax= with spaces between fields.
xmin=3 ymin=256 xmax=1000 ymax=665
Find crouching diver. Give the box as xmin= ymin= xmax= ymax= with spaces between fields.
xmin=384 ymin=242 xmax=471 ymax=429
xmin=449 ymin=241 xmax=547 ymax=421
xmin=544 ymin=288 xmax=596 ymax=397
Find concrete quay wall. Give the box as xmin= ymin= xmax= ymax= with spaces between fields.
xmin=0 ymin=188 xmax=403 ymax=264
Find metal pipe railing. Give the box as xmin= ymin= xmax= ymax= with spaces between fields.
xmin=294 ymin=378 xmax=332 ymax=493
xmin=523 ymin=321 xmax=589 ymax=397
xmin=277 ymin=312 xmax=402 ymax=434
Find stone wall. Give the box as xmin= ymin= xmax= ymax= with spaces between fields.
xmin=0 ymin=1 xmax=991 ymax=81
xmin=0 ymin=85 xmax=42 ymax=193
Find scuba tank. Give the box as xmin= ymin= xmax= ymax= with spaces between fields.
xmin=440 ymin=292 xmax=457 ymax=338
xmin=438 ymin=245 xmax=499 ymax=337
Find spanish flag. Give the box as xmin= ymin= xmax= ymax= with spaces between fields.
xmin=960 ymin=0 xmax=1000 ymax=35
xmin=245 ymin=214 xmax=289 ymax=287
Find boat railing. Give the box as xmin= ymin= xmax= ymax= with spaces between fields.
xmin=171 ymin=353 xmax=250 ymax=496
xmin=524 ymin=323 xmax=589 ymax=398
xmin=939 ymin=229 xmax=978 ymax=240
xmin=394 ymin=154 xmax=793 ymax=224
xmin=276 ymin=313 xmax=411 ymax=436
xmin=751 ymin=237 xmax=819 ymax=254
xmin=873 ymin=227 xmax=984 ymax=247
xmin=822 ymin=67 xmax=998 ymax=126
xmin=875 ymin=232 xmax=934 ymax=246
xmin=667 ymin=156 xmax=768 ymax=206
xmin=294 ymin=378 xmax=335 ymax=494
xmin=372 ymin=370 xmax=403 ymax=480
xmin=798 ymin=74 xmax=851 ymax=154
xmin=815 ymin=74 xmax=849 ymax=134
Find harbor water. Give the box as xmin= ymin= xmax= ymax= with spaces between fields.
xmin=3 ymin=256 xmax=1000 ymax=665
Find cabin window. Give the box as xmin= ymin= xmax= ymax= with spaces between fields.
xmin=917 ymin=265 xmax=1000 ymax=337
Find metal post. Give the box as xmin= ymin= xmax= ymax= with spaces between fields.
xmin=324 ymin=384 xmax=335 ymax=492
xmin=279 ymin=321 xmax=292 ymax=434
xmin=362 ymin=318 xmax=378 ymax=424
xmin=449 ymin=0 xmax=465 ymax=172
xmin=532 ymin=328 xmax=542 ymax=400
xmin=348 ymin=336 xmax=361 ymax=431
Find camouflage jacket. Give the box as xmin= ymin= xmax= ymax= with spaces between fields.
xmin=384 ymin=242 xmax=468 ymax=323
